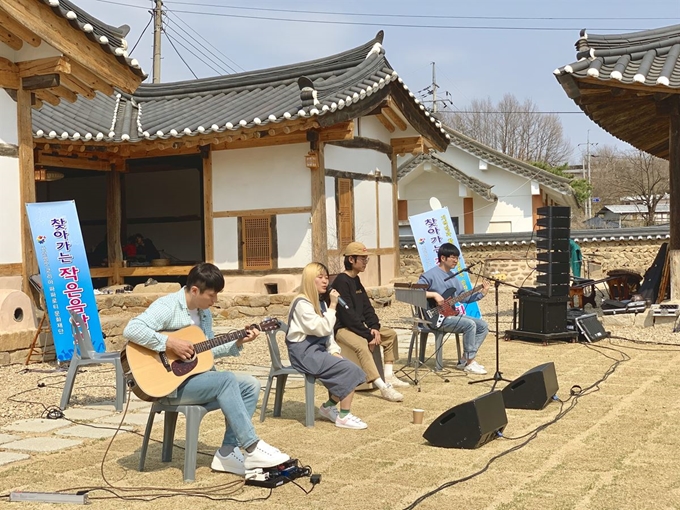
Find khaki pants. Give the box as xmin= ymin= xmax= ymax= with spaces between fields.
xmin=335 ymin=327 xmax=399 ymax=383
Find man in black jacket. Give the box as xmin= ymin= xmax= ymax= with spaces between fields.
xmin=332 ymin=242 xmax=409 ymax=402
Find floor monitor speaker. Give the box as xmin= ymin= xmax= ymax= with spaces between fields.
xmin=423 ymin=390 xmax=507 ymax=449
xmin=502 ymin=362 xmax=558 ymax=410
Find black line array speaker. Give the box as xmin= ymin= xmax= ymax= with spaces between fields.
xmin=423 ymin=391 xmax=507 ymax=449
xmin=502 ymin=362 xmax=559 ymax=410
xmin=535 ymin=206 xmax=571 ymax=297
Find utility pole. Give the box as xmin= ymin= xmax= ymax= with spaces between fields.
xmin=578 ymin=130 xmax=598 ymax=219
xmin=421 ymin=62 xmax=453 ymax=114
xmin=152 ymin=0 xmax=163 ymax=84
xmin=431 ymin=62 xmax=438 ymax=113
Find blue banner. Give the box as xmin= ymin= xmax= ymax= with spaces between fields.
xmin=26 ymin=201 xmax=105 ymax=361
xmin=409 ymin=207 xmax=481 ymax=318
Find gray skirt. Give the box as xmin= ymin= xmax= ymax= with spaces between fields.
xmin=286 ymin=335 xmax=366 ymax=401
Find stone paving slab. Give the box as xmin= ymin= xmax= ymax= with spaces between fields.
xmin=97 ymin=413 xmax=158 ymax=426
xmin=63 ymin=408 xmax=114 ymax=421
xmin=2 ymin=437 xmax=81 ymax=452
xmin=0 ymin=452 xmax=30 ymax=466
xmin=56 ymin=425 xmax=128 ymax=439
xmin=0 ymin=433 xmax=19 ymax=444
xmin=2 ymin=418 xmax=70 ymax=433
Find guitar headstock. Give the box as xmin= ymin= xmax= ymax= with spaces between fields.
xmin=254 ymin=318 xmax=281 ymax=332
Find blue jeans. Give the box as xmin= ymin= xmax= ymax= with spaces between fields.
xmin=438 ymin=315 xmax=488 ymax=361
xmin=162 ymin=371 xmax=260 ymax=450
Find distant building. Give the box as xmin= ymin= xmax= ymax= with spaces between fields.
xmin=595 ymin=204 xmax=670 ymax=226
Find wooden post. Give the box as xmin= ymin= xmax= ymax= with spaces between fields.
xmin=106 ymin=170 xmax=123 ymax=285
xmin=203 ymin=148 xmax=214 ymax=263
xmin=463 ymin=197 xmax=474 ymax=234
xmin=669 ymin=104 xmax=680 ymax=299
xmin=311 ymin=143 xmax=328 ymax=265
xmin=17 ymin=87 xmax=37 ymax=294
xmin=391 ymin=155 xmax=400 ymax=278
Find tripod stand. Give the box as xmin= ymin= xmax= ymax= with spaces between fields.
xmin=468 ymin=272 xmax=540 ymax=390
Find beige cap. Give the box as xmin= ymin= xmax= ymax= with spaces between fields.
xmin=343 ymin=242 xmax=375 ymax=256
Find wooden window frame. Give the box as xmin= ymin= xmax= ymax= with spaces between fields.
xmin=336 ymin=177 xmax=354 ymax=250
xmin=238 ymin=215 xmax=278 ymax=271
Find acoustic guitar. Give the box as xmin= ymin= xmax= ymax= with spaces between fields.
xmin=121 ymin=318 xmax=280 ymax=402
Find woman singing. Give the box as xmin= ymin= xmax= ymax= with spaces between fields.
xmin=286 ymin=262 xmax=368 ymax=429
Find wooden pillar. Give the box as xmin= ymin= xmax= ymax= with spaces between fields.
xmin=203 ymin=148 xmax=214 ymax=263
xmin=17 ymin=88 xmax=37 ymax=294
xmin=669 ymin=105 xmax=680 ymax=299
xmin=311 ymin=143 xmax=328 ymax=265
xmin=463 ymin=197 xmax=474 ymax=234
xmin=391 ymin=155 xmax=400 ymax=278
xmin=106 ymin=170 xmax=123 ymax=285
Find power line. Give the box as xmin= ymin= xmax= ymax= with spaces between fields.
xmin=162 ymin=28 xmax=198 ymax=79
xmin=128 ymin=10 xmax=153 ymax=56
xmin=448 ymin=111 xmax=583 ymax=114
xmin=86 ymin=0 xmax=660 ymax=32
xmin=162 ymin=18 xmax=233 ymax=75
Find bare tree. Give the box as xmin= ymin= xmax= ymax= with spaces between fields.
xmin=591 ymin=146 xmax=669 ymax=226
xmin=442 ymin=93 xmax=572 ymax=166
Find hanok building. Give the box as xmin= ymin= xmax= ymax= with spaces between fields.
xmin=12 ymin=30 xmax=449 ymax=293
xmin=0 ymin=0 xmax=146 ymax=295
xmin=397 ymin=126 xmax=578 ymax=234
xmin=554 ymin=24 xmax=680 ymax=296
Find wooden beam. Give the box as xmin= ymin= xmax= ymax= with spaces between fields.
xmin=48 ymin=84 xmax=78 ymax=103
xmin=0 ymin=24 xmax=22 ymax=50
xmin=0 ymin=10 xmax=40 ymax=47
xmin=17 ymin=56 xmax=70 ymax=77
xmin=36 ymin=154 xmax=114 ymax=171
xmin=106 ymin=171 xmax=123 ymax=285
xmin=58 ymin=73 xmax=95 ymax=99
xmin=391 ymin=155 xmax=400 ymax=278
xmin=203 ymin=148 xmax=214 ymax=263
xmin=669 ymin=100 xmax=680 ymax=251
xmin=382 ymin=101 xmax=408 ymax=130
xmin=328 ymin=136 xmax=393 ymax=158
xmin=34 ymin=88 xmax=60 ymax=106
xmin=69 ymin=59 xmax=114 ymax=96
xmin=17 ymin=87 xmax=36 ymax=294
xmin=0 ymin=57 xmax=18 ymax=88
xmin=22 ymin=73 xmax=59 ymax=90
xmin=0 ymin=0 xmax=142 ymax=93
xmin=0 ymin=263 xmax=22 ymax=276
xmin=391 ymin=136 xmax=425 ymax=155
xmin=375 ymin=113 xmax=395 ymax=133
xmin=311 ymin=142 xmax=328 ymax=265
xmin=213 ymin=206 xmax=312 ymax=218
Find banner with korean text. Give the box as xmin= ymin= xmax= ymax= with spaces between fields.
xmin=409 ymin=207 xmax=481 ymax=318
xmin=27 ymin=201 xmax=104 ymax=361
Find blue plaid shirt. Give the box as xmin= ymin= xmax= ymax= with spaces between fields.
xmin=123 ymin=288 xmax=241 ymax=359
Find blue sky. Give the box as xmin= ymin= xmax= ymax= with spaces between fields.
xmin=76 ymin=0 xmax=680 ymax=163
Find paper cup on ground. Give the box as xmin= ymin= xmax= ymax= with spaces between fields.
xmin=412 ymin=409 xmax=425 ymax=424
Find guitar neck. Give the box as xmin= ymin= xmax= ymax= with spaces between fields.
xmin=194 ymin=328 xmax=250 ymax=354
xmin=443 ymin=284 xmax=484 ymax=307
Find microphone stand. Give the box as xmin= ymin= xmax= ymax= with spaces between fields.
xmin=467 ymin=270 xmax=540 ymax=390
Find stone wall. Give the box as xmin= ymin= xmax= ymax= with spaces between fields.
xmin=400 ymin=238 xmax=666 ymax=286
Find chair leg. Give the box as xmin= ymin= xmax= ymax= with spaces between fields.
xmin=259 ymin=376 xmax=274 ymax=423
xmin=434 ymin=333 xmax=444 ymax=372
xmin=113 ymin=359 xmax=126 ymax=412
xmin=60 ymin=359 xmax=80 ymax=410
xmin=304 ymin=375 xmax=315 ymax=428
xmin=272 ymin=374 xmax=288 ymax=418
xmin=138 ymin=408 xmax=157 ymax=472
xmin=183 ymin=407 xmax=204 ymax=483
xmin=162 ymin=411 xmax=179 ymax=463
xmin=407 ymin=331 xmax=417 ymax=365
xmin=455 ymin=334 xmax=462 ymax=362
xmin=419 ymin=332 xmax=428 ymax=363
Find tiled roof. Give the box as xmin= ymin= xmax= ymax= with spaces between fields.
xmin=40 ymin=0 xmax=146 ymax=79
xmin=554 ymin=25 xmax=680 ymax=89
xmin=32 ymin=31 xmax=449 ymax=145
xmin=442 ymin=125 xmax=576 ymax=201
xmin=397 ymin=153 xmax=498 ymax=202
xmin=599 ymin=204 xmax=670 ymax=214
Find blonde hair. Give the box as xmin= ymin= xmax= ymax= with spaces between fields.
xmin=297 ymin=262 xmax=328 ymax=316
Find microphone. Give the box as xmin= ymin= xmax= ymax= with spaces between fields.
xmin=443 ymin=262 xmax=479 ymax=281
xmin=336 ymin=296 xmax=350 ymax=310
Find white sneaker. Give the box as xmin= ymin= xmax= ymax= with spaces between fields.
xmin=211 ymin=447 xmax=245 ymax=476
xmin=457 ymin=360 xmax=485 ymax=371
xmin=243 ymin=440 xmax=290 ymax=470
xmin=380 ymin=384 xmax=404 ymax=402
xmin=318 ymin=404 xmax=339 ymax=422
xmin=335 ymin=413 xmax=368 ymax=430
xmin=385 ymin=375 xmax=410 ymax=388
xmin=464 ymin=361 xmax=487 ymax=375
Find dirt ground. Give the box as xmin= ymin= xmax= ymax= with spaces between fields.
xmin=1 ymin=288 xmax=680 ymax=509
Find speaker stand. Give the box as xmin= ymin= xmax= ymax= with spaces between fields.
xmin=469 ymin=278 xmax=512 ymax=391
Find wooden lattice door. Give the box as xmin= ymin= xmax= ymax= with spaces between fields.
xmin=337 ymin=178 xmax=354 ymax=249
xmin=242 ymin=216 xmax=273 ymax=270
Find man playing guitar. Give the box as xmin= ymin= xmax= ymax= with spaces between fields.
xmin=417 ymin=243 xmax=490 ymax=375
xmin=123 ymin=263 xmax=290 ymax=477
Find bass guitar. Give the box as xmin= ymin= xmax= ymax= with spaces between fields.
xmin=424 ymin=284 xmax=485 ymax=326
xmin=121 ymin=318 xmax=280 ymax=402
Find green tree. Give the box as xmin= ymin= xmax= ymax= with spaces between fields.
xmin=530 ymin=161 xmax=591 ymax=205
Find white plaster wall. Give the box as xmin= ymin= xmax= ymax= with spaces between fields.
xmin=399 ymin=166 xmax=465 ymax=229
xmin=0 ymin=91 xmax=17 ymax=145
xmin=357 ymin=116 xmax=393 ymax=145
xmin=353 ymin=180 xmax=377 ymax=249
xmin=212 ymin=144 xmax=310 ymax=211
xmin=0 ymin=156 xmax=21 ymax=264
xmin=325 ymin=176 xmax=337 ymax=250
xmin=213 ymin=216 xmax=238 ymax=270
xmin=277 ymin=213 xmax=311 ymax=268
xmin=324 ymin=145 xmax=391 ymax=176
xmin=378 ymin=181 xmax=394 ymax=248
